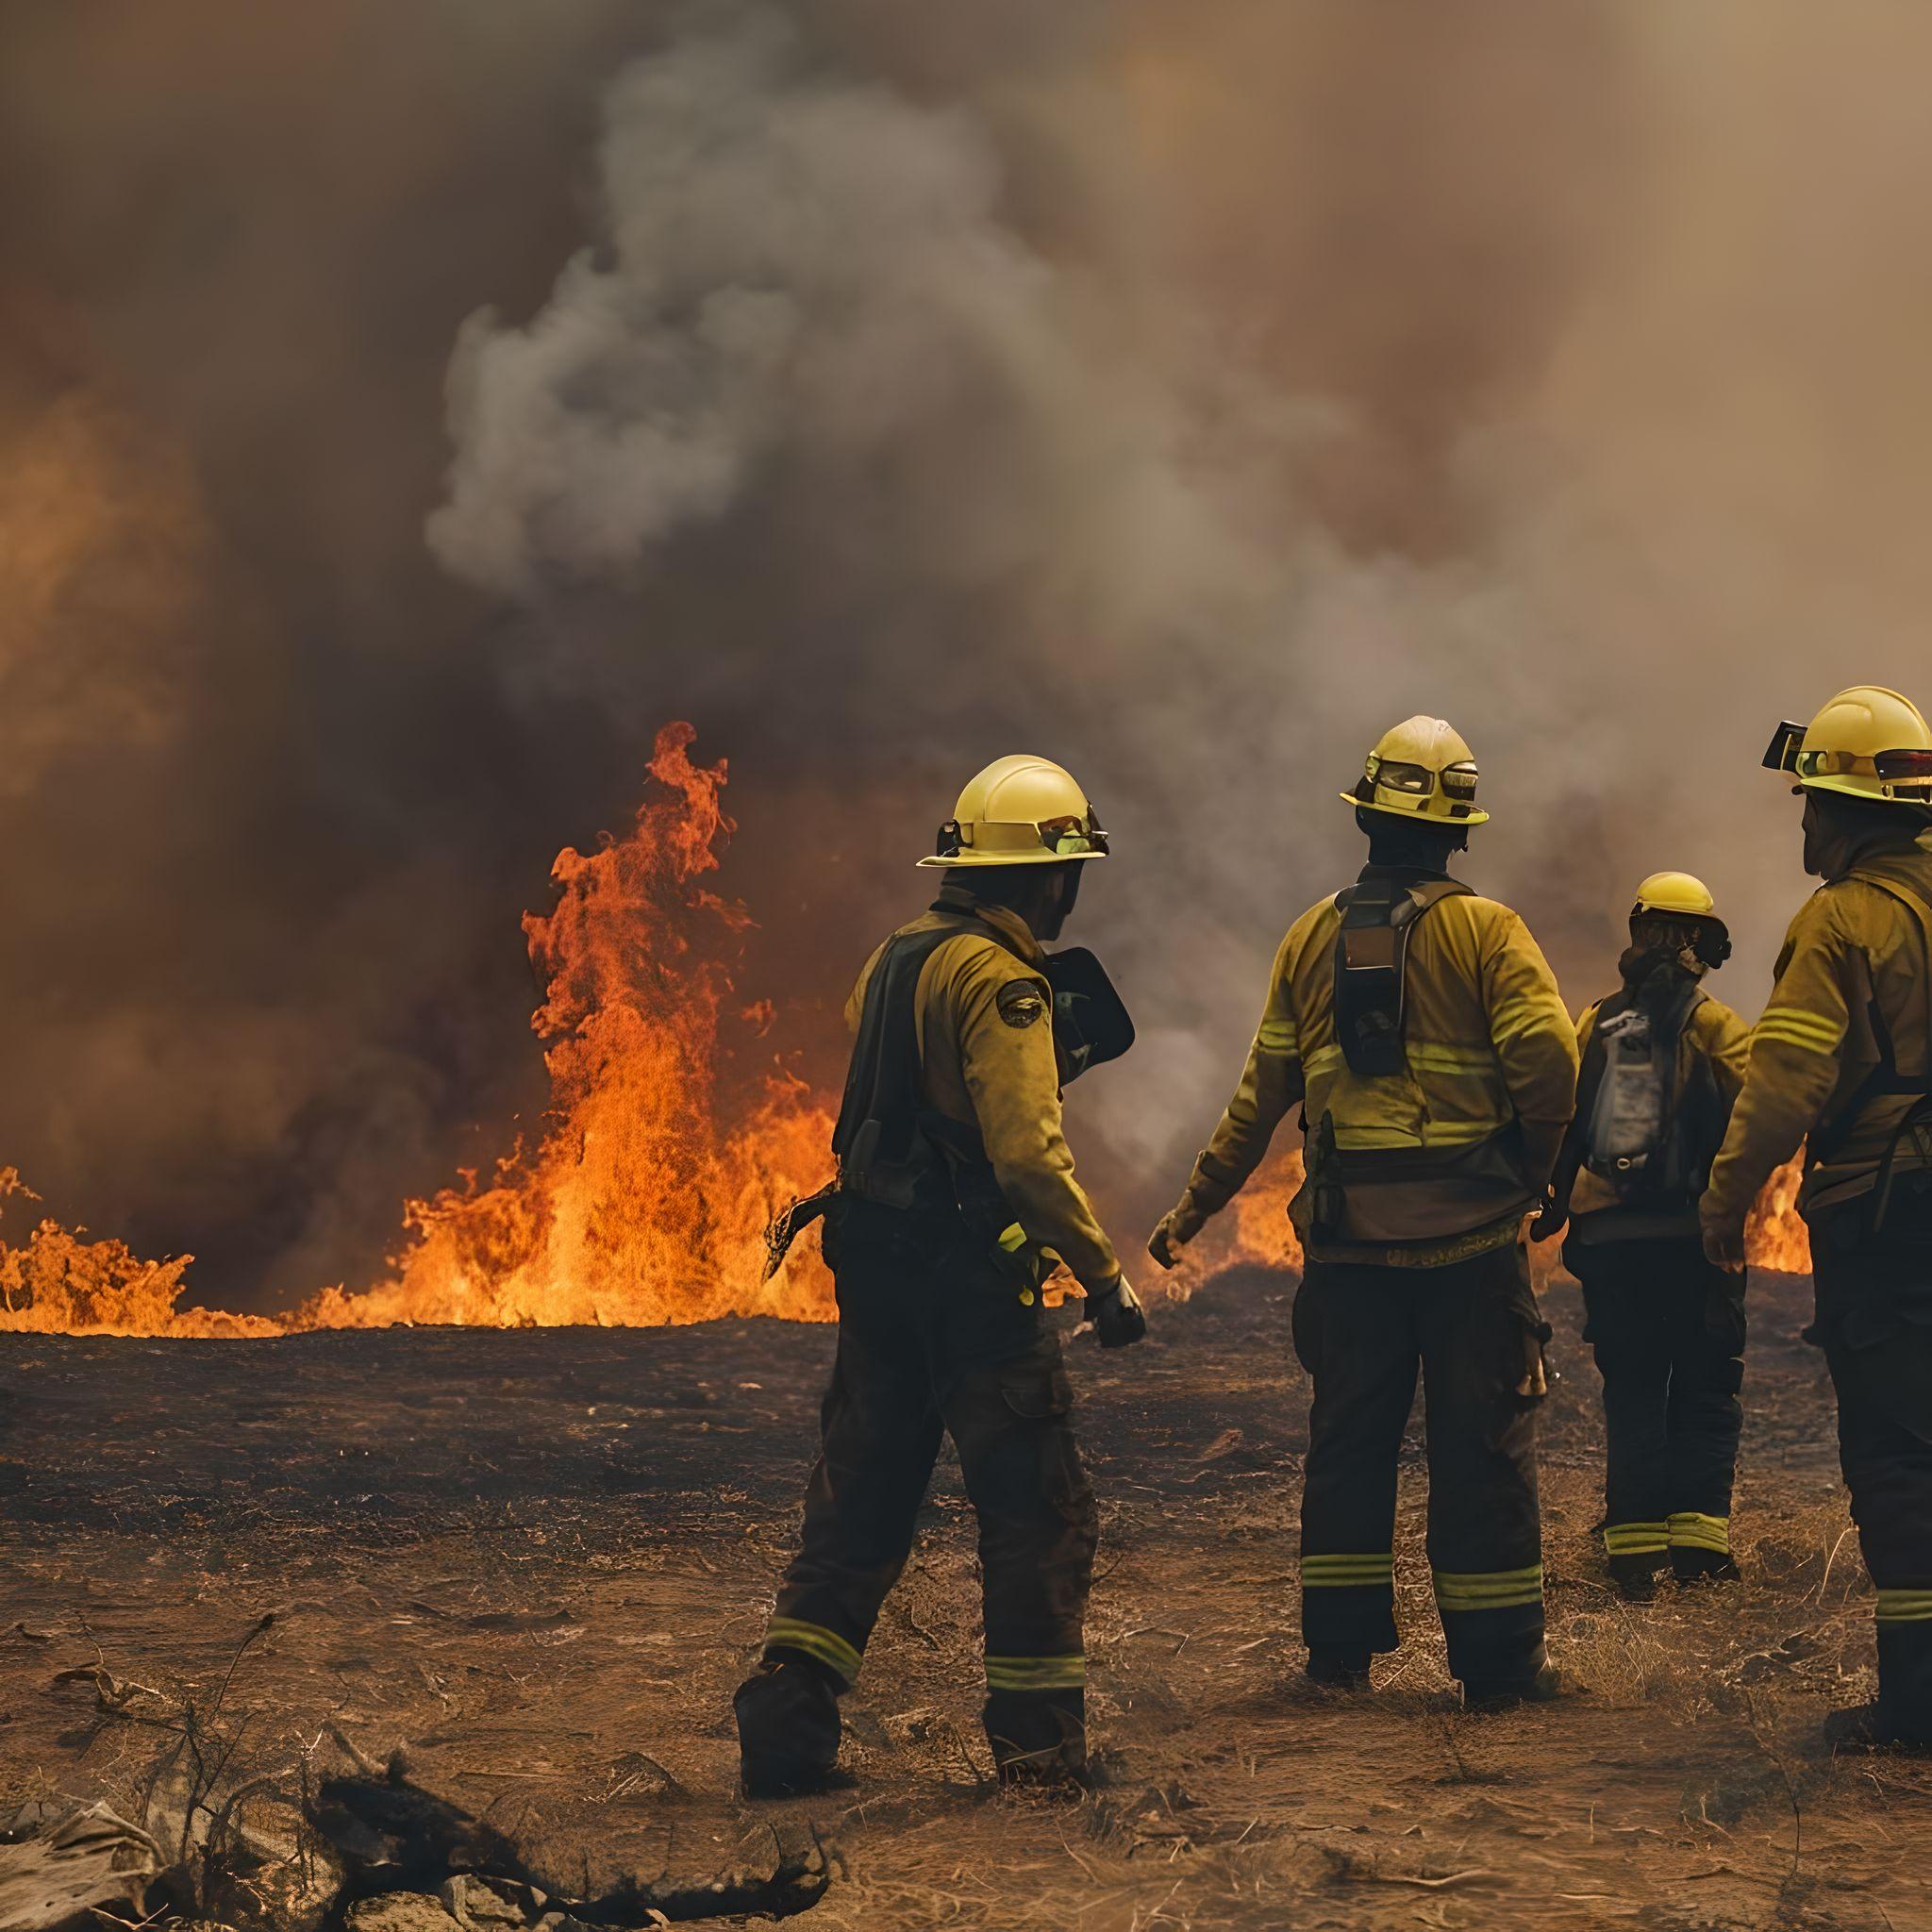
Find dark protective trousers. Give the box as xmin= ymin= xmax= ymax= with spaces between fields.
xmin=1810 ymin=1184 xmax=1932 ymax=1741
xmin=1571 ymin=1237 xmax=1746 ymax=1579
xmin=1292 ymin=1242 xmax=1549 ymax=1690
xmin=741 ymin=1197 xmax=1098 ymax=1778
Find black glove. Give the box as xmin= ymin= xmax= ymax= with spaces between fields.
xmin=1088 ymin=1274 xmax=1147 ymax=1348
xmin=1146 ymin=1208 xmax=1197 ymax=1272
xmin=1527 ymin=1193 xmax=1568 ymax=1246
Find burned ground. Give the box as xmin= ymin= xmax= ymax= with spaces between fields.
xmin=0 ymin=1267 xmax=1927 ymax=1929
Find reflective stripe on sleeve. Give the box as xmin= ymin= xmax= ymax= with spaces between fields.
xmin=1431 ymin=1564 xmax=1544 ymax=1611
xmin=764 ymin=1618 xmax=863 ymax=1684
xmin=1257 ymin=1016 xmax=1299 ymax=1056
xmin=1406 ymin=1041 xmax=1499 ymax=1075
xmin=985 ymin=1654 xmax=1087 ymax=1690
xmin=1753 ymin=1006 xmax=1844 ymax=1057
xmin=1667 ymin=1511 xmax=1731 ymax=1556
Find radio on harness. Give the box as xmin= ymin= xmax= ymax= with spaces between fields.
xmin=1333 ymin=874 xmax=1473 ymax=1077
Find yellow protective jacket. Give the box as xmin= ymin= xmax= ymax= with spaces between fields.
xmin=846 ymin=891 xmax=1122 ymax=1292
xmin=1703 ymin=844 xmax=1932 ymax=1234
xmin=1565 ymin=989 xmax=1753 ymax=1239
xmin=1173 ymin=867 xmax=1578 ymax=1266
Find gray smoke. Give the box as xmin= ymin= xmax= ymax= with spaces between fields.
xmin=7 ymin=0 xmax=1932 ymax=1297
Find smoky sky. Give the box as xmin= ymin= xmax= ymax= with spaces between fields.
xmin=5 ymin=1 xmax=1932 ymax=1310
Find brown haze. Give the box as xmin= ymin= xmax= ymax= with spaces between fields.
xmin=0 ymin=1 xmax=1922 ymax=1315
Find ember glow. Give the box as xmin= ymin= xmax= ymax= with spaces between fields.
xmin=0 ymin=724 xmax=1818 ymax=1337
xmin=1161 ymin=1145 xmax=1812 ymax=1293
xmin=0 ymin=724 xmax=836 ymax=1336
xmin=292 ymin=724 xmax=836 ymax=1330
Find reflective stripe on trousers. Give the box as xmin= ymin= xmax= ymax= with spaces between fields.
xmin=985 ymin=1654 xmax=1086 ymax=1690
xmin=763 ymin=1617 xmax=863 ymax=1686
xmin=1432 ymin=1564 xmax=1544 ymax=1613
xmin=1668 ymin=1510 xmax=1730 ymax=1555
xmin=1603 ymin=1521 xmax=1670 ymax=1557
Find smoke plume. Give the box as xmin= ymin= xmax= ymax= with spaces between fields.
xmin=4 ymin=0 xmax=1932 ymax=1303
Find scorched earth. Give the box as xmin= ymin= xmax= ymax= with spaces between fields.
xmin=1 ymin=1263 xmax=1927 ymax=1931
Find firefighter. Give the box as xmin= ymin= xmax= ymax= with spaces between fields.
xmin=735 ymin=755 xmax=1144 ymax=1796
xmin=1537 ymin=873 xmax=1752 ymax=1596
xmin=1148 ymin=717 xmax=1578 ymax=1706
xmin=1703 ymin=686 xmax=1932 ymax=1751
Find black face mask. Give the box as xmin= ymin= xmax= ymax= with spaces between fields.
xmin=1618 ymin=940 xmax=1697 ymax=996
xmin=1802 ymin=791 xmax=1929 ymax=881
xmin=1028 ymin=860 xmax=1083 ymax=943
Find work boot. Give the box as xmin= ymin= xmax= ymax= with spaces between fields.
xmin=985 ymin=1689 xmax=1087 ymax=1790
xmin=1461 ymin=1662 xmax=1567 ymax=1711
xmin=734 ymin=1655 xmax=845 ymax=1797
xmin=1672 ymin=1548 xmax=1741 ymax=1586
xmin=1607 ymin=1552 xmax=1670 ymax=1602
xmin=1305 ymin=1644 xmax=1373 ymax=1691
xmin=1823 ymin=1702 xmax=1932 ymax=1755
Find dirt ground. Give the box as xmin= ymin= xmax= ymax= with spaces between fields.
xmin=2 ymin=1263 xmax=1929 ymax=1930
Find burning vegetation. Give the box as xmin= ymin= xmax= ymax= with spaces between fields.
xmin=0 ymin=711 xmax=1813 ymax=1340
xmin=0 ymin=724 xmax=835 ymax=1338
xmin=291 ymin=723 xmax=836 ymax=1332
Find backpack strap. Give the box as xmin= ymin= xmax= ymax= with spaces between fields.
xmin=832 ymin=908 xmax=1026 ymax=1208
xmin=1332 ymin=874 xmax=1474 ymax=1077
xmin=1549 ymin=999 xmax=1612 ymax=1214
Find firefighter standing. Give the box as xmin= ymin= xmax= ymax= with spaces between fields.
xmin=1539 ymin=873 xmax=1752 ymax=1596
xmin=1703 ymin=686 xmax=1932 ymax=1751
xmin=735 ymin=756 xmax=1144 ymax=1795
xmin=1149 ymin=718 xmax=1578 ymax=1705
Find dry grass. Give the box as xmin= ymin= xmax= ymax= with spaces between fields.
xmin=1 ymin=1271 xmax=1927 ymax=1929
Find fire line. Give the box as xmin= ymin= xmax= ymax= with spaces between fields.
xmin=0 ymin=722 xmax=1811 ymax=1338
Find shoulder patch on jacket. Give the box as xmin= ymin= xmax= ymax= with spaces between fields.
xmin=996 ymin=979 xmax=1048 ymax=1029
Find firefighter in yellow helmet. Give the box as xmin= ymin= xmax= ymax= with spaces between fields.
xmin=735 ymin=755 xmax=1143 ymax=1795
xmin=1703 ymin=686 xmax=1932 ymax=1750
xmin=1149 ymin=716 xmax=1578 ymax=1705
xmin=1538 ymin=872 xmax=1752 ymax=1596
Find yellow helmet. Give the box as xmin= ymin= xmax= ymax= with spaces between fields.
xmin=1341 ymin=715 xmax=1490 ymax=826
xmin=1632 ymin=871 xmax=1716 ymax=918
xmin=1763 ymin=686 xmax=1932 ymax=808
xmin=917 ymin=755 xmax=1109 ymax=869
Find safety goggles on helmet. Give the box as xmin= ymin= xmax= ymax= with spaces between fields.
xmin=1368 ymin=758 xmax=1435 ymax=795
xmin=1359 ymin=753 xmax=1475 ymax=815
xmin=1793 ymin=746 xmax=1932 ymax=787
xmin=1791 ymin=746 xmax=1929 ymax=780
xmin=932 ymin=808 xmax=1108 ymax=861
xmin=1363 ymin=757 xmax=1481 ymax=809
xmin=1766 ymin=725 xmax=1932 ymax=794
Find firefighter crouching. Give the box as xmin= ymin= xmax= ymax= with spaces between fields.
xmin=735 ymin=755 xmax=1144 ymax=1796
xmin=1149 ymin=717 xmax=1578 ymax=1706
xmin=1703 ymin=686 xmax=1932 ymax=1752
xmin=1538 ymin=873 xmax=1752 ymax=1596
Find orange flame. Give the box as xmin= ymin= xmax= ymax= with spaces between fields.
xmin=1744 ymin=1151 xmax=1812 ymax=1274
xmin=0 ymin=719 xmax=1822 ymax=1338
xmin=1159 ymin=1147 xmax=1813 ymax=1292
xmin=1162 ymin=1149 xmax=1305 ymax=1300
xmin=292 ymin=724 xmax=836 ymax=1327
xmin=0 ymin=725 xmax=836 ymax=1336
xmin=0 ymin=1167 xmax=275 ymax=1338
